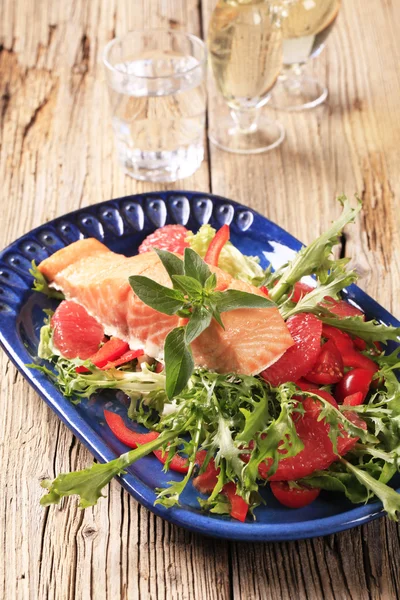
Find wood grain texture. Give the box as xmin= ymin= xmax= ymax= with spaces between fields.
xmin=0 ymin=0 xmax=399 ymax=598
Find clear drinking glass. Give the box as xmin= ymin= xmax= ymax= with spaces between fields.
xmin=269 ymin=0 xmax=341 ymax=111
xmin=207 ymin=0 xmax=285 ymax=155
xmin=103 ymin=30 xmax=207 ymax=182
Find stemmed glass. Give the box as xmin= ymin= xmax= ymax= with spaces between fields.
xmin=207 ymin=0 xmax=287 ymax=155
xmin=269 ymin=0 xmax=341 ymax=111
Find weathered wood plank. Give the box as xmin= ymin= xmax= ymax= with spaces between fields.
xmin=1 ymin=0 xmax=400 ymax=598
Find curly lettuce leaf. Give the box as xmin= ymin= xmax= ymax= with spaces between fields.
xmin=30 ymin=261 xmax=65 ymax=299
xmin=187 ymin=224 xmax=265 ymax=285
xmin=269 ymin=196 xmax=361 ymax=303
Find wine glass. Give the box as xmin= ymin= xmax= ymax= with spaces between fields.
xmin=207 ymin=0 xmax=286 ymax=155
xmin=269 ymin=0 xmax=341 ymax=111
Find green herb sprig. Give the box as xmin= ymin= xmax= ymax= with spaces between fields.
xmin=129 ymin=248 xmax=275 ymax=399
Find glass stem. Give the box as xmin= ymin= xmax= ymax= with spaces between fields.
xmin=230 ymin=107 xmax=260 ymax=134
xmin=278 ymin=63 xmax=305 ymax=95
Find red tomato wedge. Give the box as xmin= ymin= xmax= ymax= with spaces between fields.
xmin=76 ymin=337 xmax=129 ymax=373
xmin=222 ymin=482 xmax=249 ymax=522
xmin=305 ymin=339 xmax=344 ymax=385
xmin=258 ymin=392 xmax=366 ymax=481
xmin=51 ymin=300 xmax=105 ymax=360
xmin=104 ymin=410 xmax=159 ymax=447
xmin=204 ymin=224 xmax=230 ymax=266
xmin=103 ymin=349 xmax=144 ymax=370
xmin=138 ymin=224 xmax=190 ymax=254
xmin=335 ymin=368 xmax=375 ymax=403
xmin=270 ymin=481 xmax=320 ymax=509
xmin=261 ymin=314 xmax=323 ymax=386
xmin=291 ymin=282 xmax=315 ymax=303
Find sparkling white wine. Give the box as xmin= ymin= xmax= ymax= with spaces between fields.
xmin=282 ymin=0 xmax=341 ymax=65
xmin=208 ymin=0 xmax=283 ymax=110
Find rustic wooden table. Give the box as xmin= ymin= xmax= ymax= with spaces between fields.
xmin=1 ymin=0 xmax=400 ymax=598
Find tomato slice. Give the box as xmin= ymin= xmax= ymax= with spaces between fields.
xmin=103 ymin=349 xmax=144 ymax=370
xmin=204 ymin=224 xmax=230 ymax=267
xmin=304 ymin=339 xmax=344 ymax=384
xmin=104 ymin=410 xmax=159 ymax=447
xmin=76 ymin=337 xmax=130 ymax=373
xmin=335 ymin=368 xmax=375 ymax=403
xmin=322 ymin=297 xmax=365 ymax=319
xmin=258 ymin=391 xmax=365 ymax=481
xmin=270 ymin=481 xmax=320 ymax=509
xmin=138 ymin=224 xmax=190 ymax=254
xmin=291 ymin=282 xmax=315 ymax=303
xmin=222 ymin=482 xmax=249 ymax=522
xmin=261 ymin=313 xmax=323 ymax=386
xmin=51 ymin=300 xmax=105 ymax=360
xmin=343 ymin=392 xmax=364 ymax=406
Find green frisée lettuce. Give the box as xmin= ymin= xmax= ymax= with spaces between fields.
xmin=269 ymin=196 xmax=361 ymax=304
xmin=187 ymin=224 xmax=265 ymax=285
xmin=30 ymin=261 xmax=65 ymax=299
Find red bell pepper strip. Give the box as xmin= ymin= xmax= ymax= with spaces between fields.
xmin=260 ymin=286 xmax=269 ymax=296
xmin=105 ymin=411 xmax=208 ymax=474
xmin=193 ymin=458 xmax=220 ymax=494
xmin=103 ymin=349 xmax=144 ymax=370
xmin=222 ymin=482 xmax=249 ymax=522
xmin=204 ymin=224 xmax=230 ymax=266
xmin=341 ymin=350 xmax=378 ymax=373
xmin=76 ymin=337 xmax=130 ymax=373
xmin=322 ymin=324 xmax=378 ymax=372
xmin=153 ymin=449 xmax=208 ymax=474
xmin=104 ymin=410 xmax=159 ymax=447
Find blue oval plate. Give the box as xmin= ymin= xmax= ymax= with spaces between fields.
xmin=0 ymin=191 xmax=399 ymax=541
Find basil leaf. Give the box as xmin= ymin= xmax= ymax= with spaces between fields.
xmin=184 ymin=248 xmax=211 ymax=286
xmin=214 ymin=289 xmax=275 ymax=313
xmin=185 ymin=305 xmax=212 ymax=345
xmin=154 ymin=249 xmax=184 ymax=281
xmin=164 ymin=327 xmax=194 ymax=398
xmin=172 ymin=275 xmax=203 ymax=297
xmin=204 ymin=272 xmax=217 ymax=292
xmin=129 ymin=276 xmax=184 ymax=315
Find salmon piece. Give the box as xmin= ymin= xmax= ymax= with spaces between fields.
xmin=191 ymin=280 xmax=294 ymax=375
xmin=38 ymin=238 xmax=293 ymax=374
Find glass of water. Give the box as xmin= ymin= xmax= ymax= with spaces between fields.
xmin=103 ymin=30 xmax=207 ymax=182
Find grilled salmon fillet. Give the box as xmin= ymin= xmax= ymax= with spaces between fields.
xmin=38 ymin=238 xmax=294 ymax=375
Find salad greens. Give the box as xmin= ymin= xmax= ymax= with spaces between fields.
xmin=33 ymin=197 xmax=400 ymax=520
xmin=187 ymin=224 xmax=265 ymax=285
